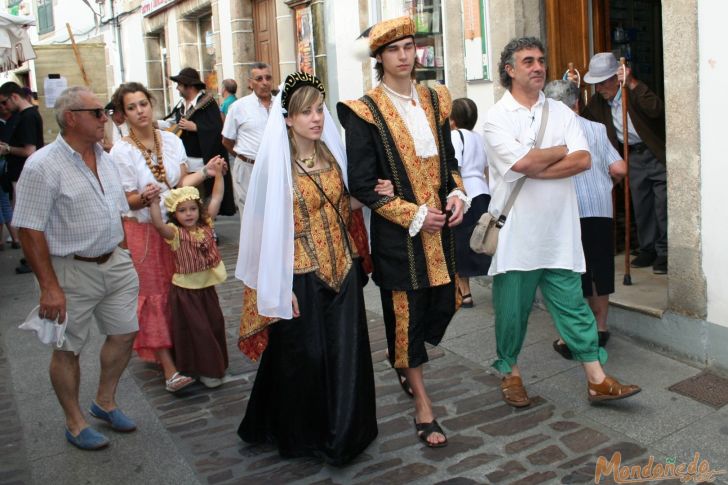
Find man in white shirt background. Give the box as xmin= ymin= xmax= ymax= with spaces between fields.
xmin=221 ymin=62 xmax=273 ymax=220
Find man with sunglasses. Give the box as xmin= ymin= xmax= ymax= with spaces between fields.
xmin=12 ymin=86 xmax=140 ymax=450
xmin=0 ymin=81 xmax=44 ymax=274
xmin=221 ymin=62 xmax=273 ymax=220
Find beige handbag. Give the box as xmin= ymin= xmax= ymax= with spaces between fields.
xmin=470 ymin=101 xmax=550 ymax=256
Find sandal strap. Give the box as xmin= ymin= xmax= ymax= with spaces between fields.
xmin=589 ymin=376 xmax=638 ymax=396
xmin=415 ymin=419 xmax=444 ymax=438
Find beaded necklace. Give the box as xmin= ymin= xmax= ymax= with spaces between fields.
xmin=129 ymin=128 xmax=171 ymax=189
xmin=382 ymin=81 xmax=417 ymax=107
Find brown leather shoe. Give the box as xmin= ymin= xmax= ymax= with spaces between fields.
xmin=501 ymin=375 xmax=531 ymax=408
xmin=588 ymin=376 xmax=641 ymax=403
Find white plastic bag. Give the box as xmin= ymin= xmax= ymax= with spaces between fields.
xmin=18 ymin=306 xmax=67 ymax=348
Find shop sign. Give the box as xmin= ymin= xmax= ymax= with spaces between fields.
xmin=141 ymin=0 xmax=177 ymax=17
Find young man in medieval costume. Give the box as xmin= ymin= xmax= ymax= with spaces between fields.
xmin=337 ymin=16 xmax=468 ymax=448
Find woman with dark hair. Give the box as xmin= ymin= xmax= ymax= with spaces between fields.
xmin=110 ymin=82 xmax=226 ymax=393
xmin=235 ymin=73 xmax=392 ymax=465
xmin=450 ymin=97 xmax=491 ymax=307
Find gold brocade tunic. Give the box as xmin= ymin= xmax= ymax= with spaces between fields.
xmin=337 ymin=84 xmax=464 ymax=291
xmin=240 ymin=162 xmax=357 ymax=342
xmin=292 ymin=164 xmax=357 ymax=290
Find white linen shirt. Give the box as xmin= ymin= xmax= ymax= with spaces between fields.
xmin=221 ymin=93 xmax=270 ymax=159
xmin=383 ymin=88 xmax=438 ymax=157
xmin=111 ymin=130 xmax=187 ymax=223
xmin=573 ymin=117 xmax=621 ymax=218
xmin=12 ymin=135 xmax=128 ymax=257
xmin=483 ymin=91 xmax=589 ymax=275
xmin=451 ymin=128 xmax=489 ymax=198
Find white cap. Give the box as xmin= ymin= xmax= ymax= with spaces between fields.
xmin=583 ymin=53 xmax=620 ymax=84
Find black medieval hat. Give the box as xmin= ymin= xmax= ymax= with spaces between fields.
xmin=280 ymin=72 xmax=325 ymax=115
xmin=169 ymin=67 xmax=206 ymax=89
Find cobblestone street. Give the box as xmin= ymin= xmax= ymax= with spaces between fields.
xmin=2 ymin=218 xmax=727 ymax=484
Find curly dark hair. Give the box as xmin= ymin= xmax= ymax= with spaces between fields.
xmin=111 ymin=82 xmax=155 ymax=114
xmin=498 ymin=37 xmax=546 ymax=90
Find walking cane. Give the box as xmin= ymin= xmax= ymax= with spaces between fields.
xmin=620 ymin=57 xmax=632 ymax=286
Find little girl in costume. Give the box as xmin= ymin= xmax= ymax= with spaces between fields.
xmin=149 ymin=175 xmax=228 ymax=388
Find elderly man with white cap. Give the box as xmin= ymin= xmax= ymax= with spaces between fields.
xmin=577 ymin=53 xmax=667 ymax=274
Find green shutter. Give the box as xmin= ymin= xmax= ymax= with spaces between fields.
xmin=37 ymin=0 xmax=54 ymax=34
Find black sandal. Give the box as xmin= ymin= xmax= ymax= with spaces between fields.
xmin=460 ymin=293 xmax=474 ymax=308
xmin=552 ymin=339 xmax=574 ymax=360
xmin=387 ymin=353 xmax=414 ymax=398
xmin=394 ymin=367 xmax=414 ymax=398
xmin=414 ymin=419 xmax=448 ymax=448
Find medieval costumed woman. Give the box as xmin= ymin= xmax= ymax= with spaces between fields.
xmin=235 ymin=73 xmax=397 ymax=465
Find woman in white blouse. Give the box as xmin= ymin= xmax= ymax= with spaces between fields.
xmin=450 ymin=98 xmax=491 ymax=307
xmin=110 ymin=82 xmax=226 ymax=393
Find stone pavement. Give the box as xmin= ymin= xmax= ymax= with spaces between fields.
xmin=2 ymin=217 xmax=727 ymax=485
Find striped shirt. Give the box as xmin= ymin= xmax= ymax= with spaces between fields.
xmin=573 ymin=117 xmax=622 ymax=218
xmin=12 ymin=135 xmax=128 ymax=257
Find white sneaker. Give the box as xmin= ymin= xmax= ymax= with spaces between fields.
xmin=199 ymin=376 xmax=223 ymax=388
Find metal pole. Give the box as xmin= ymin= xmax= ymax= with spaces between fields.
xmin=110 ymin=0 xmax=126 ymax=82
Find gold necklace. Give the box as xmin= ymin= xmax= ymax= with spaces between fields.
xmin=129 ymin=128 xmax=171 ymax=189
xmin=297 ymin=145 xmax=317 ymax=169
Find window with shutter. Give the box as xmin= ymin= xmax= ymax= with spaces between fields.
xmin=37 ymin=0 xmax=54 ymax=35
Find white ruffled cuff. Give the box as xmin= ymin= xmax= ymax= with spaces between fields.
xmin=447 ymin=189 xmax=471 ymax=213
xmin=408 ymin=204 xmax=428 ymax=237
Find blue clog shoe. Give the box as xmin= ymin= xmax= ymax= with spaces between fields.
xmin=89 ymin=401 xmax=137 ymax=432
xmin=65 ymin=427 xmax=110 ymax=450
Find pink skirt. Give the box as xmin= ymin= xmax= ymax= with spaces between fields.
xmin=123 ymin=219 xmax=176 ymax=362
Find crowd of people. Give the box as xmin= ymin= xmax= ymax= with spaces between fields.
xmin=5 ymin=13 xmax=670 ymax=464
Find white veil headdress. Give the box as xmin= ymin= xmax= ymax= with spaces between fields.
xmin=235 ymin=74 xmax=348 ymax=320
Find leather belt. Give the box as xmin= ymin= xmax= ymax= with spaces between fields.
xmin=618 ymin=142 xmax=648 ymax=155
xmin=74 ymin=251 xmax=114 ymax=265
xmin=236 ymin=155 xmax=255 ymax=164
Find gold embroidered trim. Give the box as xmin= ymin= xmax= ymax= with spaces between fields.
xmin=239 ymin=286 xmax=278 ymax=339
xmin=341 ymin=99 xmax=375 ymax=125
xmin=392 ymin=290 xmax=410 ymax=368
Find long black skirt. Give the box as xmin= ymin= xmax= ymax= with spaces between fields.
xmin=238 ymin=262 xmax=378 ymax=466
xmin=454 ymin=193 xmax=492 ymax=277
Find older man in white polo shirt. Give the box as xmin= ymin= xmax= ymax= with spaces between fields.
xmin=222 ymin=62 xmax=273 ymax=219
xmin=483 ymin=37 xmax=640 ymax=408
xmin=13 ymin=86 xmax=139 ymax=450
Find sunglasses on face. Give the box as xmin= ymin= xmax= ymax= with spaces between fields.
xmin=70 ymin=108 xmax=106 ymax=119
xmin=251 ymin=75 xmax=273 ymax=82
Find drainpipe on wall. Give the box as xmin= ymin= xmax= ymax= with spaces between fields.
xmin=110 ymin=0 xmax=126 ymax=82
